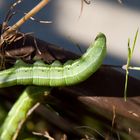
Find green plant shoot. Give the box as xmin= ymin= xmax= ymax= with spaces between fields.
xmin=123 ymin=29 xmax=139 ymax=101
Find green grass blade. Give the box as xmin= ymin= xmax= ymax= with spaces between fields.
xmin=131 ymin=29 xmax=139 ymax=55
xmin=124 ymin=40 xmax=131 ymax=101
xmin=124 ymin=29 xmax=139 ymax=101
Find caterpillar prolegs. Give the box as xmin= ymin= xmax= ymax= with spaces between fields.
xmin=0 ymin=33 xmax=106 ymax=88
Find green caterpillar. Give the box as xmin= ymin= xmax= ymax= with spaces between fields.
xmin=0 ymin=33 xmax=106 ymax=140
xmin=0 ymin=33 xmax=106 ymax=88
xmin=0 ymin=86 xmax=51 ymax=140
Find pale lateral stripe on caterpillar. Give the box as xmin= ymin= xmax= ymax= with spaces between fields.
xmin=0 ymin=86 xmax=51 ymax=140
xmin=0 ymin=33 xmax=106 ymax=88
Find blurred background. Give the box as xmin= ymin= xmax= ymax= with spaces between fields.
xmin=0 ymin=0 xmax=140 ymax=78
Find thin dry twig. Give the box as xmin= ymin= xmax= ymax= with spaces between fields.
xmin=0 ymin=0 xmax=50 ymax=46
xmin=79 ymin=0 xmax=91 ymax=18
